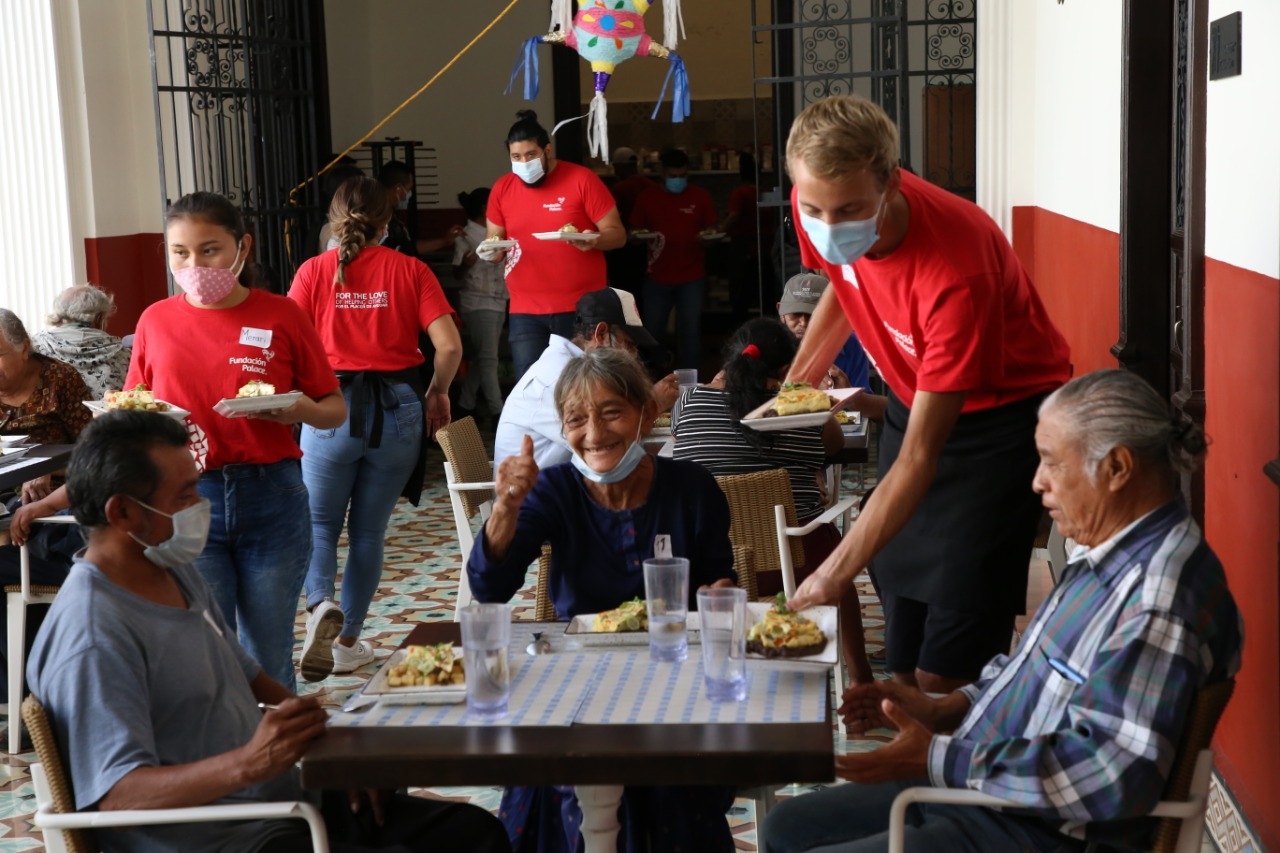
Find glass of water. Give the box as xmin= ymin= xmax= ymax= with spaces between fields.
xmin=697 ymin=587 xmax=748 ymax=702
xmin=459 ymin=603 xmax=512 ymax=720
xmin=643 ymin=557 xmax=689 ymax=662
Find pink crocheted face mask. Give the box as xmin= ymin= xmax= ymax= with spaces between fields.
xmin=172 ymin=241 xmax=244 ymax=305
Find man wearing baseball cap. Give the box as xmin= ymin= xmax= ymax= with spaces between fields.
xmin=493 ymin=288 xmax=678 ymax=470
xmin=779 ymin=272 xmax=872 ymax=391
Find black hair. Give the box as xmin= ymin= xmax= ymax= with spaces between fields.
xmin=659 ymin=147 xmax=690 ymax=170
xmin=457 ymin=187 xmax=491 ymax=220
xmin=66 ymin=411 xmax=190 ymax=528
xmin=738 ymin=151 xmax=757 ymax=183
xmin=378 ymin=160 xmax=414 ymax=188
xmin=165 ymin=192 xmax=257 ymax=288
xmin=506 ymin=110 xmax=550 ymax=148
xmin=321 ymin=163 xmax=365 ymax=201
xmin=721 ymin=318 xmax=798 ymax=450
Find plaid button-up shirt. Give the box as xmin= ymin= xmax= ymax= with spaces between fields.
xmin=929 ymin=499 xmax=1243 ymax=848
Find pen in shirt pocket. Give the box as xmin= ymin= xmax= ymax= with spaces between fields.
xmin=1040 ymin=649 xmax=1087 ymax=685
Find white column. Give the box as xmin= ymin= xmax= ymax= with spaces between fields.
xmin=0 ymin=0 xmax=78 ymax=330
xmin=976 ymin=0 xmax=1012 ymax=238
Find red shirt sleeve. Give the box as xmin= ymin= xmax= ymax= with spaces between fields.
xmin=700 ymin=189 xmax=718 ymax=229
xmin=417 ymin=263 xmax=455 ymax=330
xmin=486 ymin=174 xmax=515 ymax=230
xmin=582 ymin=170 xmax=618 ymax=225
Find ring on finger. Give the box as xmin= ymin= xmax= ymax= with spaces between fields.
xmin=507 ymin=485 xmax=517 ymax=496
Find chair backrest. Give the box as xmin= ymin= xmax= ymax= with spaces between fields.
xmin=1151 ymin=678 xmax=1236 ymax=853
xmin=534 ymin=544 xmax=557 ymax=622
xmin=714 ymin=469 xmax=804 ymax=586
xmin=436 ymin=417 xmax=493 ymax=520
xmin=21 ymin=695 xmax=94 ymax=853
xmin=731 ymin=545 xmax=759 ymax=601
xmin=1045 ymin=520 xmax=1069 ymax=585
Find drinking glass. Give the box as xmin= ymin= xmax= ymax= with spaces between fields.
xmin=459 ymin=603 xmax=512 ymax=720
xmin=643 ymin=557 xmax=689 ymax=662
xmin=673 ymin=368 xmax=698 ymax=392
xmin=697 ymin=587 xmax=748 ymax=702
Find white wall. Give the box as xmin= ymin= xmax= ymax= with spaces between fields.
xmin=1204 ymin=0 xmax=1280 ymax=278
xmin=325 ymin=0 xmax=556 ymax=208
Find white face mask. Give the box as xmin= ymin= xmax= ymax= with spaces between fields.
xmin=512 ymin=155 xmax=546 ymax=185
xmin=798 ymin=198 xmax=883 ymax=265
xmin=128 ymin=497 xmax=212 ymax=569
xmin=569 ymin=422 xmax=647 ymax=484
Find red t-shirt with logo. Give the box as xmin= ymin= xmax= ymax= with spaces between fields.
xmin=610 ymin=174 xmax=656 ymax=227
xmin=630 ymin=183 xmax=718 ymax=284
xmin=126 ymin=290 xmax=340 ymax=470
xmin=487 ymin=160 xmax=617 ymax=314
xmin=793 ymin=171 xmax=1070 ymax=412
xmin=288 ymin=246 xmax=454 ymax=371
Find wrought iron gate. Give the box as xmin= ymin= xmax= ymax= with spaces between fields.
xmin=148 ymin=0 xmax=325 ymax=293
xmin=751 ymin=0 xmax=976 ymax=283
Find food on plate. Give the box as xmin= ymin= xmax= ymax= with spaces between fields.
xmin=652 ymin=412 xmax=672 ymax=428
xmin=767 ymin=381 xmax=833 ymax=417
xmin=592 ymin=598 xmax=648 ymax=632
xmin=558 ymin=223 xmax=580 ymax=233
xmin=747 ymin=593 xmax=827 ymax=658
xmin=103 ymin=384 xmax=171 ymax=412
xmin=385 ymin=643 xmax=465 ymax=688
xmin=483 ymin=234 xmax=504 ymax=242
xmin=235 ymin=380 xmax=277 ymax=398
xmin=833 ymin=410 xmax=851 ymax=425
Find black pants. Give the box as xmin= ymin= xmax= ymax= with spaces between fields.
xmin=257 ymin=790 xmax=509 ymax=853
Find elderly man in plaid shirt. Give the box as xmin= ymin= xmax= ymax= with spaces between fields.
xmin=764 ymin=369 xmax=1243 ymax=853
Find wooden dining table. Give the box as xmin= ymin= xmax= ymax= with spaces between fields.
xmin=301 ymin=620 xmax=836 ymax=852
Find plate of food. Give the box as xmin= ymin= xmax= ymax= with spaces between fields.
xmin=532 ymin=226 xmax=600 ymax=243
xmin=630 ymin=229 xmax=661 ymax=241
xmin=363 ymin=643 xmax=467 ymax=705
xmin=699 ymin=231 xmax=727 ymax=241
xmin=85 ymin=385 xmax=190 ymax=420
xmin=479 ymin=236 xmax=517 ymax=250
xmin=214 ymin=382 xmax=304 ymax=418
xmin=746 ymin=595 xmax=838 ymax=669
xmin=564 ymin=598 xmax=702 ymax=646
xmin=740 ymin=383 xmax=860 ymax=431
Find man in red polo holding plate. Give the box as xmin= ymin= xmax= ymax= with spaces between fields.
xmin=783 ymin=95 xmax=1071 ymax=697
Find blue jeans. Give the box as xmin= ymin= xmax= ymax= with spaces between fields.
xmin=762 ymin=779 xmax=1086 ymax=853
xmin=196 ymin=459 xmax=311 ymax=693
xmin=301 ymin=382 xmax=422 ymax=641
xmin=458 ymin=309 xmax=506 ymax=414
xmin=641 ymin=278 xmax=705 ymax=369
xmin=508 ymin=311 xmax=577 ymax=382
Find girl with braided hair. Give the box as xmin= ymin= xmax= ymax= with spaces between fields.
xmin=289 ymin=176 xmax=462 ymax=681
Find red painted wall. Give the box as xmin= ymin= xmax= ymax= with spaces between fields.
xmin=84 ymin=233 xmax=168 ymax=337
xmin=1203 ymin=257 xmax=1280 ymax=851
xmin=1015 ymin=208 xmax=1280 ymax=849
xmin=1011 ymin=207 xmax=1120 ymax=374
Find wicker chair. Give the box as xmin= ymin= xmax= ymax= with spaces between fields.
xmin=435 ymin=417 xmax=495 ymax=620
xmin=887 ymin=678 xmax=1236 ymax=853
xmin=20 ymin=695 xmax=328 ymax=853
xmin=713 ymin=468 xmax=856 ymax=599
xmin=4 ymin=515 xmax=77 ymax=753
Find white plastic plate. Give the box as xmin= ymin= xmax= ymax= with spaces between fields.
xmin=213 ymin=391 xmax=305 ymax=418
xmin=532 ymin=231 xmax=600 ymax=243
xmin=699 ymin=231 xmax=727 ymax=241
xmin=740 ymin=387 xmax=861 ymax=432
xmin=630 ymin=230 xmax=661 ymax=241
xmin=0 ymin=435 xmax=29 ymax=447
xmin=84 ymin=400 xmax=191 ymax=421
xmin=363 ymin=647 xmax=467 ymax=705
xmin=479 ymin=239 xmax=517 ymax=250
xmin=564 ymin=613 xmax=703 ymax=646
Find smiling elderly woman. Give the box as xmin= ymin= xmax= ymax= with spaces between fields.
xmin=467 ymin=346 xmax=738 ymax=853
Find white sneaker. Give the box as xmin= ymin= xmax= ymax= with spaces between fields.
xmin=300 ymin=600 xmax=344 ymax=682
xmin=331 ymin=638 xmax=376 ymax=674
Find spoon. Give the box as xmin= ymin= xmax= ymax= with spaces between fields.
xmin=526 ymin=631 xmax=552 ymax=656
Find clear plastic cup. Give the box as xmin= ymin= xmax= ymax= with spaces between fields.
xmin=673 ymin=368 xmax=698 ymax=391
xmin=459 ymin=603 xmax=512 ymax=720
xmin=697 ymin=587 xmax=748 ymax=702
xmin=643 ymin=557 xmax=689 ymax=662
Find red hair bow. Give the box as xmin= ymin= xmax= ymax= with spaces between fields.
xmin=742 ymin=344 xmax=761 ymax=359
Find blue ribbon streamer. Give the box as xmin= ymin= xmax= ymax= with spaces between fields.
xmin=651 ymin=53 xmax=691 ymax=123
xmin=505 ymin=36 xmax=542 ymax=101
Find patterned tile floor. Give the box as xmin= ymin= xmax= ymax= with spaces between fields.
xmin=0 ymin=441 xmax=884 ymax=852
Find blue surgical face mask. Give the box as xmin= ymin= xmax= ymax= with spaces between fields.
xmin=128 ymin=497 xmax=212 ymax=569
xmin=570 ymin=422 xmax=647 ymax=484
xmin=512 ymin=155 xmax=546 ymax=185
xmin=664 ymin=176 xmax=688 ymax=194
xmin=798 ymin=198 xmax=883 ymax=265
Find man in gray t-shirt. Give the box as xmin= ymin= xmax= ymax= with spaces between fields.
xmin=27 ymin=411 xmax=508 ymax=853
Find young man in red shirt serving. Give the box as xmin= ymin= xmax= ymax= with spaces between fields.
xmin=783 ymin=96 xmax=1071 ymax=696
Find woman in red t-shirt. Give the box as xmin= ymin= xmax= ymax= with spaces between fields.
xmin=128 ymin=192 xmax=346 ymax=692
xmin=289 ymin=177 xmax=462 ymax=682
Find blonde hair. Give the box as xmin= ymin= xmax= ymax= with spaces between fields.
xmin=328 ymin=176 xmax=392 ymax=285
xmin=785 ymin=95 xmax=900 ymax=187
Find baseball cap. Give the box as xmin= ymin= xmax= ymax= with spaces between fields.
xmin=576 ymin=287 xmax=661 ymax=352
xmin=611 ymin=147 xmax=638 ymax=164
xmin=778 ymin=273 xmax=829 ymax=315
